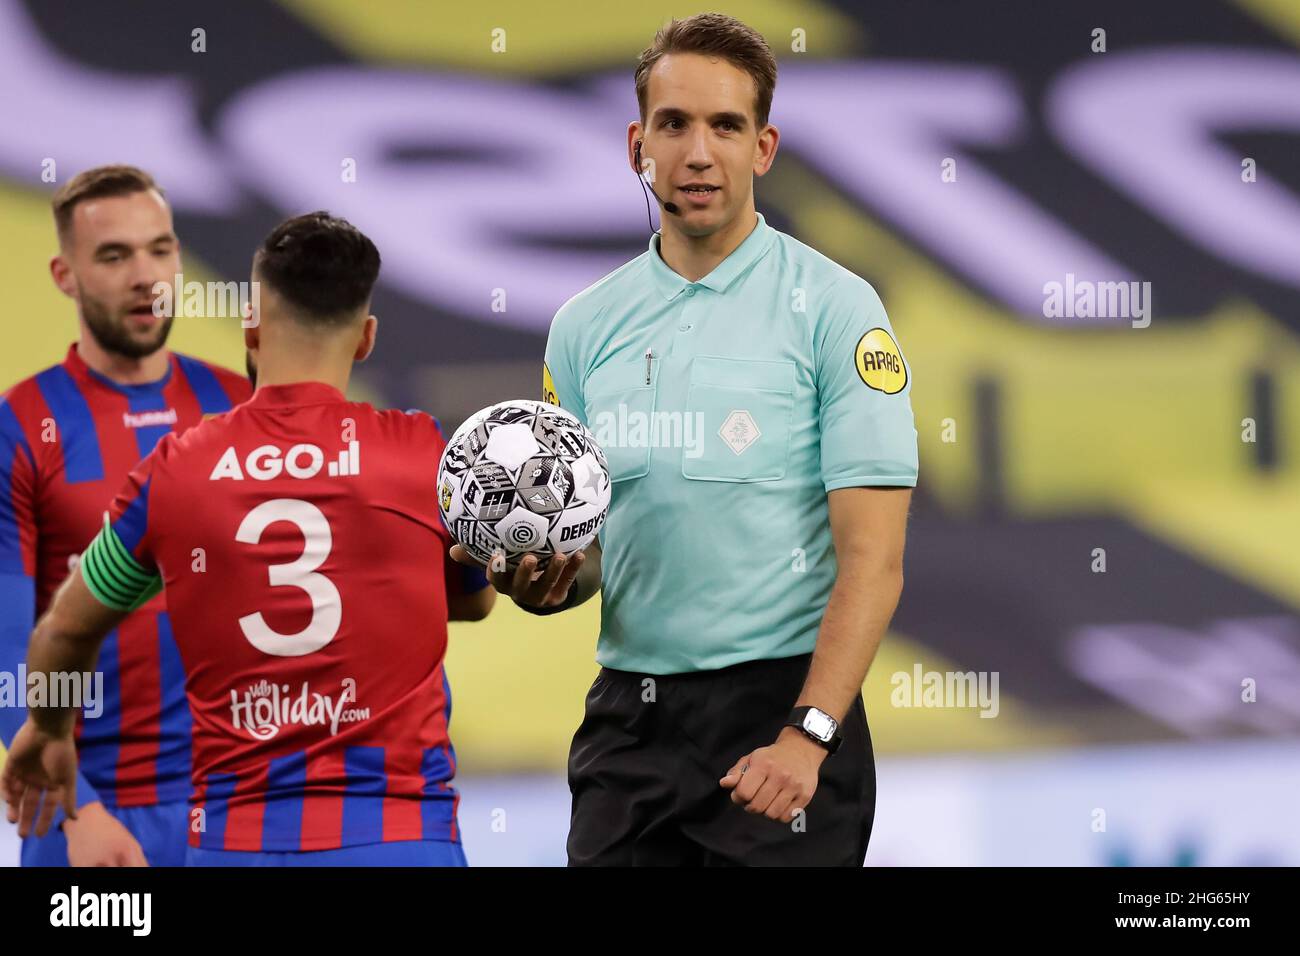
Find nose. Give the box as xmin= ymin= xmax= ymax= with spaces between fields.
xmin=684 ymin=126 xmax=714 ymax=171
xmin=127 ymin=249 xmax=169 ymax=295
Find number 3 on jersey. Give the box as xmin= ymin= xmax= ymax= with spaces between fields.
xmin=236 ymin=498 xmax=342 ymax=656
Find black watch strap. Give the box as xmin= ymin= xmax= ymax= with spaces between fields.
xmin=785 ymin=706 xmax=843 ymax=754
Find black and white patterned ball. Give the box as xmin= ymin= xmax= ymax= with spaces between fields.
xmin=437 ymin=400 xmax=610 ymax=568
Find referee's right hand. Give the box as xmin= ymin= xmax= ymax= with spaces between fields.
xmin=449 ymin=545 xmax=586 ymax=611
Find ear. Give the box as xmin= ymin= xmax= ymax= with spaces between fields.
xmin=243 ymin=312 xmax=260 ymax=352
xmin=49 ymin=255 xmax=76 ymax=299
xmin=753 ymin=123 xmax=780 ymax=178
xmin=242 ymin=297 xmax=259 ymax=330
xmin=355 ymin=315 xmax=378 ymax=362
xmin=627 ymin=121 xmax=645 ymax=175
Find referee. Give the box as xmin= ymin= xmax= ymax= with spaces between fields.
xmin=455 ymin=12 xmax=917 ymax=866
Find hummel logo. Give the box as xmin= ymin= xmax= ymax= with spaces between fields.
xmin=122 ymin=409 xmax=177 ymax=429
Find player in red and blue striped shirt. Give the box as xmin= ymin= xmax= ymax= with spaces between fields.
xmin=0 ymin=166 xmax=251 ymax=866
xmin=3 ymin=211 xmax=493 ymax=865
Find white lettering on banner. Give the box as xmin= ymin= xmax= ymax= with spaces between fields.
xmin=0 ymin=2 xmax=234 ymax=212
xmin=216 ymin=69 xmax=633 ymax=334
xmin=753 ymin=64 xmax=1136 ymax=319
xmin=7 ymin=0 xmax=1295 ymax=329
xmin=1047 ymin=50 xmax=1300 ymax=289
xmin=1068 ymin=616 xmax=1300 ymax=735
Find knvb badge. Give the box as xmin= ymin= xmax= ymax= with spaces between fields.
xmin=719 ymin=409 xmax=761 ymax=455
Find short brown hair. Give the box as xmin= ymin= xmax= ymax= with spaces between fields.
xmin=51 ymin=165 xmax=164 ymax=244
xmin=635 ymin=13 xmax=777 ymax=129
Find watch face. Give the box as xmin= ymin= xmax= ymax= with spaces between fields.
xmin=803 ymin=710 xmax=836 ymax=741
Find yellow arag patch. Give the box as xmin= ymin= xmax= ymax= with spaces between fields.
xmin=542 ymin=362 xmax=559 ymax=407
xmin=854 ymin=327 xmax=907 ymax=394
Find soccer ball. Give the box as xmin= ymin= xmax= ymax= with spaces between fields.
xmin=437 ymin=400 xmax=611 ymax=568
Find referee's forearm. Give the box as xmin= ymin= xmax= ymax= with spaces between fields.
xmin=797 ymin=566 xmax=904 ymax=723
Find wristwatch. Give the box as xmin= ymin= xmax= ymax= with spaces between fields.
xmin=785 ymin=706 xmax=842 ymax=754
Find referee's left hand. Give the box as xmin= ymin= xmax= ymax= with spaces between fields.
xmin=719 ymin=728 xmax=828 ymax=823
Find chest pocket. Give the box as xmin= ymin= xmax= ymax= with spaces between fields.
xmin=583 ymin=359 xmax=657 ymax=482
xmin=683 ymin=356 xmax=794 ymax=482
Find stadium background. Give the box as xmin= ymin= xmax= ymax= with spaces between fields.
xmin=2 ymin=0 xmax=1298 ymax=865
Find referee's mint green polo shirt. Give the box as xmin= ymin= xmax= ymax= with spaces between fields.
xmin=543 ymin=213 xmax=918 ymax=675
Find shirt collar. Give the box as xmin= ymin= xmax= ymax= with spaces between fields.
xmin=250 ymin=381 xmax=347 ymax=407
xmin=647 ymin=212 xmax=775 ymax=300
xmin=64 ymin=343 xmax=174 ymax=396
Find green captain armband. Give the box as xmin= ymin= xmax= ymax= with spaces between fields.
xmin=79 ymin=516 xmax=163 ymax=612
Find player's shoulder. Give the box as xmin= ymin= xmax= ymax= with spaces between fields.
xmin=124 ymin=429 xmax=186 ymax=491
xmin=550 ymin=253 xmax=654 ymax=335
xmin=313 ymin=398 xmax=446 ymax=445
xmin=151 ymin=395 xmax=249 ymax=466
xmin=171 ymin=352 xmax=254 ymax=406
xmin=3 ymin=355 xmax=71 ymax=400
xmin=376 ymin=405 xmax=447 ymax=443
xmin=0 ymin=389 xmax=27 ymax=444
xmin=1 ymin=357 xmax=73 ymax=433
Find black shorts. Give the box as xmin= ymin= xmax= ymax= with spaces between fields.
xmin=566 ymin=653 xmax=876 ymax=866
